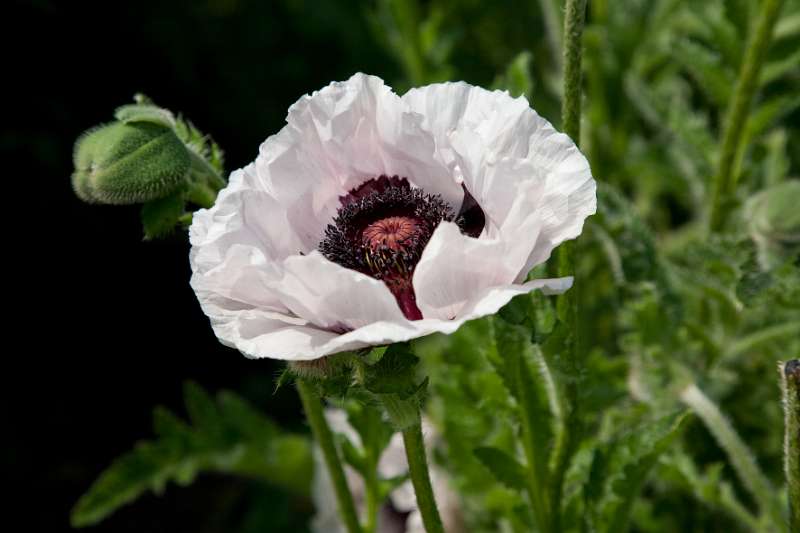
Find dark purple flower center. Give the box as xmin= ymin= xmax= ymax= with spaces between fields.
xmin=319 ymin=175 xmax=485 ymax=320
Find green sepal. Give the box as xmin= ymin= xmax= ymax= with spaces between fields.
xmin=361 ymin=344 xmax=428 ymax=430
xmin=141 ymin=192 xmax=185 ymax=240
xmin=115 ymin=103 xmax=177 ymax=128
xmin=72 ymin=121 xmax=190 ymax=205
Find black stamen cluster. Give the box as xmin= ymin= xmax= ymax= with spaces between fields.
xmin=319 ymin=175 xmax=454 ymax=280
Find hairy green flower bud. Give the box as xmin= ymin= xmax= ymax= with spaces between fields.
xmin=72 ymin=120 xmax=191 ymax=205
xmin=745 ymin=180 xmax=800 ymax=268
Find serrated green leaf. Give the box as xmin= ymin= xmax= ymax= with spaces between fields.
xmin=588 ymin=411 xmax=689 ymax=533
xmin=474 ymin=446 xmax=528 ymax=491
xmin=70 ymin=382 xmax=312 ymax=528
xmin=761 ymin=48 xmax=800 ymax=85
xmin=492 ymin=318 xmax=554 ymax=528
xmin=671 ymin=38 xmax=734 ymax=107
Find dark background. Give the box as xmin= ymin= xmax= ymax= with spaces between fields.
xmin=8 ymin=1 xmax=403 ymax=531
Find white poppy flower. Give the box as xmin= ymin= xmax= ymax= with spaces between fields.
xmin=190 ymin=73 xmax=595 ymax=360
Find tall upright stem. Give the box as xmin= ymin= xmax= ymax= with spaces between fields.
xmin=561 ymin=0 xmax=587 ymax=143
xmin=402 ymin=420 xmax=445 ymax=533
xmin=708 ymin=0 xmax=785 ymax=232
xmin=296 ymin=380 xmax=362 ymax=533
xmin=782 ymin=360 xmax=800 ymax=532
xmin=550 ymin=1 xmax=588 ymax=530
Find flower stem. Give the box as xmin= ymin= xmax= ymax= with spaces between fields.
xmin=401 ymin=420 xmax=445 ymax=533
xmin=549 ymin=1 xmax=588 ymax=530
xmin=681 ymin=383 xmax=787 ymax=532
xmin=296 ymin=380 xmax=362 ymax=533
xmin=781 ymin=360 xmax=800 ymax=532
xmin=708 ymin=0 xmax=786 ymax=232
xmin=561 ymin=0 xmax=587 ymax=143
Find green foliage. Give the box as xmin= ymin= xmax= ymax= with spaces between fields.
xmin=492 ymin=51 xmax=535 ymax=100
xmin=474 ymin=446 xmax=528 ymax=491
xmin=583 ymin=411 xmax=689 ymax=533
xmin=70 ymin=382 xmax=312 ymax=528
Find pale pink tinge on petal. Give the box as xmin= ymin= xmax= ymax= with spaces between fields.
xmin=189 ymin=74 xmax=594 ymax=361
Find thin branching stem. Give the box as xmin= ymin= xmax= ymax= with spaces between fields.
xmin=296 ymin=380 xmax=362 ymax=533
xmin=708 ymin=0 xmax=786 ymax=232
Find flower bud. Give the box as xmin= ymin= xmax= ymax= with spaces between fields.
xmin=745 ymin=180 xmax=800 ymax=268
xmin=72 ymin=119 xmax=190 ymax=205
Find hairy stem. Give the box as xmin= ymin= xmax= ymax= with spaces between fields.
xmin=296 ymin=380 xmax=362 ymax=533
xmin=561 ymin=0 xmax=587 ymax=142
xmin=681 ymin=383 xmax=787 ymax=532
xmin=549 ymin=2 xmax=588 ymax=529
xmin=708 ymin=0 xmax=786 ymax=232
xmin=782 ymin=360 xmax=800 ymax=532
xmin=402 ymin=420 xmax=445 ymax=533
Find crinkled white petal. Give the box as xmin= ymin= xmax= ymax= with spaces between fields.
xmin=190 ymin=74 xmax=593 ymax=361
xmin=255 ymin=73 xmax=463 ymax=252
xmin=196 ymin=276 xmax=570 ymax=361
xmin=267 ymin=251 xmax=406 ymax=331
xmin=403 ymin=82 xmax=596 ymax=280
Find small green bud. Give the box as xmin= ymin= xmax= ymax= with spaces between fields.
xmin=72 ymin=121 xmax=190 ymax=205
xmin=745 ymin=180 xmax=800 ymax=268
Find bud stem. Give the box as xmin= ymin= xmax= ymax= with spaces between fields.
xmin=402 ymin=419 xmax=445 ymax=533
xmin=296 ymin=380 xmax=362 ymax=533
xmin=782 ymin=360 xmax=800 ymax=531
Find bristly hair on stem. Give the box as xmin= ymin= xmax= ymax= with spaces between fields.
xmin=781 ymin=360 xmax=800 ymax=532
xmin=550 ymin=1 xmax=588 ymax=530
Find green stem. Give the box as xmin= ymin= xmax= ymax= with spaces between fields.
xmin=363 ymin=468 xmax=379 ymax=533
xmin=549 ymin=3 xmax=588 ymax=529
xmin=681 ymin=383 xmax=787 ymax=532
xmin=708 ymin=0 xmax=786 ymax=232
xmin=363 ymin=430 xmax=381 ymax=533
xmin=401 ymin=420 xmax=445 ymax=533
xmin=782 ymin=360 xmax=800 ymax=532
xmin=561 ymin=0 xmax=587 ymax=142
xmin=296 ymin=380 xmax=362 ymax=533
